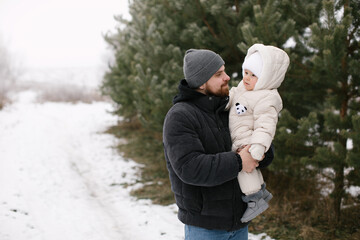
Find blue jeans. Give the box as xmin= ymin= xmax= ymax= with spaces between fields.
xmin=185 ymin=225 xmax=248 ymax=240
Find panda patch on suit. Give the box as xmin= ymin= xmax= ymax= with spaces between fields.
xmin=235 ymin=103 xmax=247 ymax=115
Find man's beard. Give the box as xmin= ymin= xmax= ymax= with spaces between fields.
xmin=204 ymin=84 xmax=229 ymax=97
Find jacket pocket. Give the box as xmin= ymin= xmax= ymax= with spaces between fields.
xmin=201 ymin=199 xmax=233 ymax=217
xmin=200 ymin=183 xmax=233 ymax=217
xmin=201 ymin=183 xmax=233 ymax=201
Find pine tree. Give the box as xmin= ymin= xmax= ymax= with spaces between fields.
xmin=101 ymin=0 xmax=261 ymax=130
xmin=302 ymin=0 xmax=360 ymax=223
xmin=102 ymin=0 xmax=312 ymax=131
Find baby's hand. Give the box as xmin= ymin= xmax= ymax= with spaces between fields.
xmin=249 ymin=144 xmax=265 ymax=161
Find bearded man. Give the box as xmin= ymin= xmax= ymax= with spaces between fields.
xmin=163 ymin=49 xmax=274 ymax=240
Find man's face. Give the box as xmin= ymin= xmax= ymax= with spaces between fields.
xmin=201 ymin=65 xmax=230 ymax=97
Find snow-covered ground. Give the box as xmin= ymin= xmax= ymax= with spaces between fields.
xmin=0 ymin=87 xmax=273 ymax=240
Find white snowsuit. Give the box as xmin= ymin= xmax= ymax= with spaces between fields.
xmin=228 ymin=44 xmax=290 ymax=195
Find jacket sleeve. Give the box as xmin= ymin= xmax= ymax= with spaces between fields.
xmin=163 ymin=105 xmax=242 ymax=187
xmin=251 ymin=91 xmax=282 ymax=151
xmin=258 ymin=144 xmax=274 ymax=169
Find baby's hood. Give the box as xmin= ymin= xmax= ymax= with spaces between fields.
xmin=244 ymin=44 xmax=290 ymax=91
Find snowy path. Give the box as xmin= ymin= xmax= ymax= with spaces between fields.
xmin=0 ymin=90 xmax=272 ymax=240
xmin=0 ymin=90 xmax=183 ymax=240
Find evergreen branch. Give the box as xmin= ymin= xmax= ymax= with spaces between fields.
xmin=292 ymin=58 xmax=312 ymax=74
xmin=347 ymin=27 xmax=359 ymax=55
xmin=348 ymin=86 xmax=359 ymax=99
xmin=195 ymin=0 xmax=218 ymax=39
xmin=203 ymin=18 xmax=218 ymax=39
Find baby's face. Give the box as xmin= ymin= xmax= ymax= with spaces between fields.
xmin=242 ymin=69 xmax=258 ymax=91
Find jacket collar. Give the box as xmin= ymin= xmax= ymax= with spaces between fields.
xmin=173 ymin=79 xmax=229 ymax=113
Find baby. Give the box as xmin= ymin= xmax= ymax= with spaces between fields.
xmin=227 ymin=43 xmax=290 ymax=222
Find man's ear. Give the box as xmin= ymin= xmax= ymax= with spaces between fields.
xmin=198 ymin=83 xmax=206 ymax=90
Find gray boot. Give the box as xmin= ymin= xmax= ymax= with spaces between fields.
xmin=261 ymin=183 xmax=273 ymax=203
xmin=241 ymin=190 xmax=269 ymax=223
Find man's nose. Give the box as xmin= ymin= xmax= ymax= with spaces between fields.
xmin=224 ymin=73 xmax=230 ymax=81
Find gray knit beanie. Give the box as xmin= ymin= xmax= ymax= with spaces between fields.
xmin=183 ymin=49 xmax=225 ymax=88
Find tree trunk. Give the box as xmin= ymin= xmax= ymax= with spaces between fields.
xmin=333 ymin=161 xmax=345 ymax=224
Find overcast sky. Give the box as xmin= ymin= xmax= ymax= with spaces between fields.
xmin=0 ymin=0 xmax=130 ymax=69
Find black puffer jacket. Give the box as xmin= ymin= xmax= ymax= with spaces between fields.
xmin=163 ymin=80 xmax=274 ymax=231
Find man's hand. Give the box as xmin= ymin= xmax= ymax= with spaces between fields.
xmin=238 ymin=145 xmax=259 ymax=173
